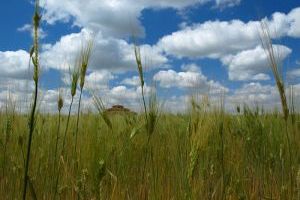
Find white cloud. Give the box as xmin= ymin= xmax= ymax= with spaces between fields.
xmin=215 ymin=0 xmax=240 ymax=8
xmin=0 ymin=50 xmax=31 ymax=79
xmin=109 ymin=86 xmax=139 ymax=100
xmin=17 ymin=24 xmax=31 ymax=32
xmin=154 ymin=69 xmax=202 ymax=88
xmin=41 ymin=28 xmax=168 ymax=73
xmin=153 ymin=64 xmax=228 ymax=94
xmin=95 ymin=84 xmax=154 ymax=111
xmin=2 ymin=82 xmax=153 ymax=113
xmin=17 ymin=23 xmax=47 ymax=39
xmin=286 ymin=8 xmax=300 ymax=37
xmin=158 ymin=7 xmax=300 ymax=60
xmin=259 ymin=8 xmax=300 ymax=38
xmin=181 ymin=63 xmax=201 ymax=72
xmin=38 ymin=88 xmax=89 ymax=113
xmin=41 ymin=0 xmax=145 ymax=37
xmin=157 ymin=7 xmax=300 ymax=81
xmin=287 ymin=68 xmax=300 ymax=79
xmin=221 ymin=45 xmax=291 ymax=81
xmin=0 ymin=78 xmax=35 ymax=113
xmin=158 ymin=20 xmax=261 ymax=59
xmin=227 ymin=82 xmax=300 ymax=112
xmin=162 ymin=95 xmax=190 ymax=113
xmin=42 ymin=82 xmax=155 ymax=113
xmin=85 ymin=70 xmax=115 ymax=90
xmin=41 ymin=29 xmax=93 ymax=71
xmin=61 ymin=69 xmax=115 ymax=92
xmin=227 ymin=82 xmax=281 ymax=110
xmin=121 ymin=76 xmax=140 ymax=86
xmin=41 ymin=0 xmax=241 ymax=37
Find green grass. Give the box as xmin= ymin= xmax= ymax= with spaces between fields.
xmin=0 ymin=108 xmax=299 ymax=199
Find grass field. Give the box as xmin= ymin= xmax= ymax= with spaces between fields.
xmin=0 ymin=106 xmax=299 ymax=199
xmin=0 ymin=1 xmax=299 ymax=200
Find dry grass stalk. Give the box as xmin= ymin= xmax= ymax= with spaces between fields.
xmin=260 ymin=21 xmax=289 ymax=121
xmin=92 ymin=94 xmax=112 ymax=130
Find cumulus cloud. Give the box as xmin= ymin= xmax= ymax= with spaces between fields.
xmin=227 ymin=82 xmax=281 ymax=110
xmin=41 ymin=28 xmax=168 ymax=72
xmin=287 ymin=68 xmax=300 ymax=79
xmin=41 ymin=0 xmax=144 ymax=37
xmin=281 ymin=8 xmax=300 ymax=37
xmin=227 ymin=82 xmax=300 ymax=112
xmin=181 ymin=63 xmax=201 ymax=72
xmin=158 ymin=20 xmax=261 ymax=59
xmin=121 ymin=76 xmax=140 ymax=86
xmin=157 ymin=7 xmax=300 ymax=81
xmin=153 ymin=64 xmax=228 ymax=94
xmin=41 ymin=29 xmax=93 ymax=71
xmin=158 ymin=7 xmax=300 ymax=60
xmin=41 ymin=0 xmax=241 ymax=37
xmin=221 ymin=45 xmax=292 ymax=81
xmin=162 ymin=95 xmax=190 ymax=113
xmin=86 ymin=70 xmax=115 ymax=86
xmin=0 ymin=50 xmax=31 ymax=79
xmin=84 ymin=70 xmax=115 ymax=90
xmin=61 ymin=69 xmax=115 ymax=92
xmin=0 ymin=78 xmax=36 ymax=113
xmin=154 ymin=69 xmax=202 ymax=88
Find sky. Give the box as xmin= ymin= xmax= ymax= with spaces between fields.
xmin=0 ymin=0 xmax=300 ymax=113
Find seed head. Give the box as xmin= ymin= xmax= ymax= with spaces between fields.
xmin=58 ymin=91 xmax=64 ymax=111
xmin=70 ymin=66 xmax=80 ymax=97
xmin=33 ymin=0 xmax=41 ymax=28
xmin=134 ymin=45 xmax=144 ymax=88
xmin=79 ymin=39 xmax=93 ymax=89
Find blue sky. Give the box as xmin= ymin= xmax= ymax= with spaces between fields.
xmin=0 ymin=0 xmax=300 ymax=112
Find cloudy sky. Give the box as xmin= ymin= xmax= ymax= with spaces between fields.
xmin=0 ymin=0 xmax=300 ymax=113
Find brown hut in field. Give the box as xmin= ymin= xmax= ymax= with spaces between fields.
xmin=105 ymin=105 xmax=135 ymax=114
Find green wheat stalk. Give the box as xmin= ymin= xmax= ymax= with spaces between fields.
xmin=54 ymin=65 xmax=79 ymax=198
xmin=74 ymin=39 xmax=93 ymax=154
xmin=52 ymin=90 xmax=63 ymax=196
xmin=22 ymin=0 xmax=41 ymax=199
